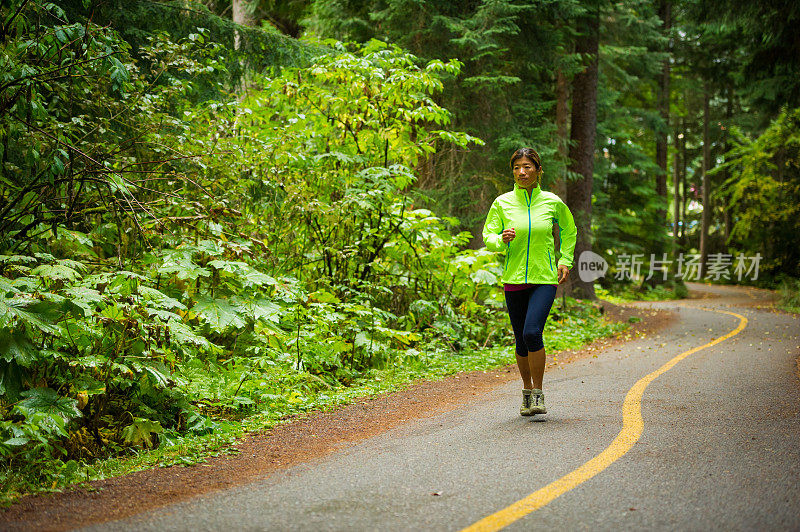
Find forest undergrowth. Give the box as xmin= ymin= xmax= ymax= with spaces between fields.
xmin=4 ymin=0 xmax=796 ymax=508
xmin=1 ymin=291 xmax=626 ymax=506
xmin=0 ymin=4 xmax=632 ymax=505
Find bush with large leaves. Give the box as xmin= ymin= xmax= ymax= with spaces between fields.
xmin=1 ymin=5 xmax=501 ymax=486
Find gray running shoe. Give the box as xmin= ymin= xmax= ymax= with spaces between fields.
xmin=529 ymin=389 xmax=547 ymax=415
xmin=520 ymin=389 xmax=533 ymax=416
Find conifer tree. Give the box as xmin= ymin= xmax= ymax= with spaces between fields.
xmin=566 ymin=6 xmax=599 ymax=299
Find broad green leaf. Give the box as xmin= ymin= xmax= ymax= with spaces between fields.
xmin=62 ymin=320 xmax=99 ymax=350
xmin=309 ymin=290 xmax=339 ymax=304
xmin=470 ymin=269 xmax=498 ymax=285
xmin=58 ymin=229 xmax=94 ymax=247
xmin=240 ymin=298 xmax=282 ymax=323
xmin=138 ymin=285 xmax=186 ymax=310
xmin=17 ymin=387 xmax=82 ymax=422
xmin=73 ymin=354 xmax=109 ymax=369
xmin=57 ymin=258 xmax=86 ymax=272
xmin=194 ymin=240 xmax=224 ymax=256
xmin=0 ymin=277 xmax=19 ymax=296
xmin=121 ymin=417 xmax=163 ymax=448
xmin=0 ymin=359 xmax=25 ymax=400
xmin=131 ymin=361 xmax=173 ymax=388
xmin=158 ymin=256 xmax=210 ymax=281
xmin=330 ymin=340 xmax=350 ymax=354
xmin=239 ymin=267 xmax=277 ymax=288
xmin=0 ymin=298 xmax=14 ymax=329
xmin=0 ymin=329 xmax=37 ymax=366
xmin=85 ymin=270 xmax=148 ymax=289
xmin=185 ymin=412 xmax=217 ymax=435
xmin=12 ymin=277 xmax=38 ymax=291
xmin=0 ymin=255 xmax=37 ymax=265
xmin=207 ymin=260 xmax=276 ymax=288
xmin=65 ymin=286 xmax=103 ymax=302
xmin=167 ymin=320 xmax=217 ymax=350
xmin=207 ymin=259 xmax=247 ymax=273
xmin=31 ymin=264 xmax=81 ymax=282
xmin=107 ymin=271 xmax=146 ymax=296
xmin=71 ymin=374 xmax=106 ymax=396
xmin=146 ymin=308 xmax=182 ymax=322
xmin=355 ymin=332 xmax=370 ymax=348
xmin=192 ymin=296 xmax=246 ymax=332
xmin=100 ymin=305 xmax=124 ymax=321
xmin=24 ymin=410 xmax=68 ymax=437
xmin=253 ymin=319 xmax=284 ymax=336
xmin=232 ymin=395 xmax=255 ymax=406
xmin=64 ymin=286 xmax=103 ymax=317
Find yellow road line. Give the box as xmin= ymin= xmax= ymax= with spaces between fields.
xmin=462 ymin=307 xmax=748 ymax=532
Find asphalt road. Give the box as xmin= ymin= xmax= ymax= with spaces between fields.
xmin=87 ymin=284 xmax=800 ymax=531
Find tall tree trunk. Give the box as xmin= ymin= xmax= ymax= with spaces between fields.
xmin=233 ymin=0 xmax=255 ymax=50
xmin=232 ymin=1 xmax=256 ymax=142
xmin=566 ymin=10 xmax=600 ymax=300
xmin=680 ymin=117 xmax=687 ymax=243
xmin=553 ymin=66 xmax=570 ymax=201
xmin=722 ymin=199 xmax=731 ymax=243
xmin=699 ymin=85 xmax=711 ymax=278
xmin=655 ymin=0 xmax=671 ymax=235
xmin=722 ymin=87 xmax=733 ymax=243
xmin=673 ymin=120 xmax=681 ymax=254
xmin=553 ymin=66 xmax=570 ymax=299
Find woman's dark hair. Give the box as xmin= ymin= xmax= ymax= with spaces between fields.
xmin=509 ymin=147 xmax=542 ymax=170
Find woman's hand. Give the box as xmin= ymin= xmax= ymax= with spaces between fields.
xmin=502 ymin=228 xmax=516 ymax=244
xmin=557 ymin=265 xmax=570 ymax=285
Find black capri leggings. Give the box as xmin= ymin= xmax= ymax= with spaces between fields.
xmin=504 ymin=284 xmax=557 ymax=357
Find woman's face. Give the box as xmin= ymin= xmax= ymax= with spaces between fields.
xmin=513 ymin=156 xmax=540 ymax=189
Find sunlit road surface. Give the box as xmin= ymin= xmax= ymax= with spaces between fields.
xmin=88 ymin=284 xmax=800 ymax=531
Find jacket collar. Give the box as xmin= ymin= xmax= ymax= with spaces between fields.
xmin=514 ymin=183 xmax=542 ymax=203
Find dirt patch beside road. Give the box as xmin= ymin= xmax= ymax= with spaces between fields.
xmin=1 ymin=302 xmax=675 ymax=532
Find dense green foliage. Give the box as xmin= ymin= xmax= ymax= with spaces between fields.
xmin=715 ymin=108 xmax=800 ymax=280
xmin=0 ymin=1 xmax=631 ymax=502
xmin=777 ymin=278 xmax=800 ymax=314
xmin=308 ymin=0 xmax=800 ymax=283
xmin=1 ymin=0 xmax=798 ymax=504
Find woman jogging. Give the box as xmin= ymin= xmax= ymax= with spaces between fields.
xmin=482 ymin=148 xmax=577 ymax=416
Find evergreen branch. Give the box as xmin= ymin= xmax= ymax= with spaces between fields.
xmin=0 ymin=52 xmax=119 ymax=94
xmin=0 ymin=0 xmax=31 ymax=41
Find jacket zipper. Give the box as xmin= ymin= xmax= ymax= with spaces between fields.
xmin=548 ymin=250 xmax=553 ymax=272
xmin=525 ymin=192 xmax=531 ymax=283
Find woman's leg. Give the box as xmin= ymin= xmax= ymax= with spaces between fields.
xmin=505 ymin=288 xmax=534 ymax=390
xmin=516 ymin=353 xmax=533 ymax=390
xmin=528 ymin=348 xmax=546 ymax=390
xmin=522 ymin=284 xmax=557 ymax=390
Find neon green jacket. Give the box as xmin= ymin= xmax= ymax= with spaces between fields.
xmin=482 ymin=184 xmax=577 ymax=285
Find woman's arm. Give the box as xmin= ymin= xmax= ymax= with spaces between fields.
xmin=555 ymin=200 xmax=577 ymax=268
xmin=482 ymin=199 xmax=505 ymax=252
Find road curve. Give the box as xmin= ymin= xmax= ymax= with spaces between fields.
xmin=87 ymin=284 xmax=800 ymax=531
